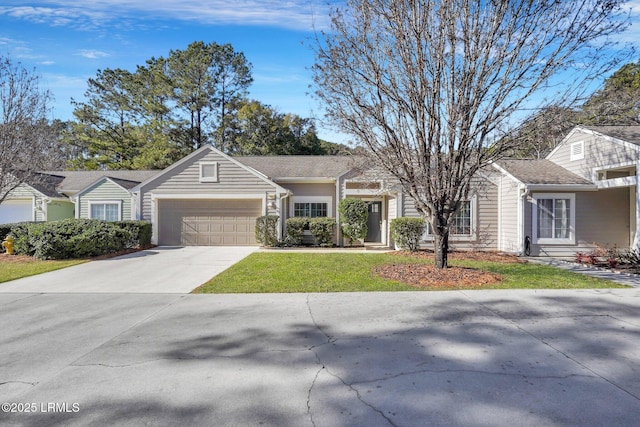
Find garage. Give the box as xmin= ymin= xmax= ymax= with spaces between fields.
xmin=0 ymin=199 xmax=33 ymax=224
xmin=157 ymin=199 xmax=262 ymax=246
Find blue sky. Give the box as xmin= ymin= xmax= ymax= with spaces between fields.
xmin=0 ymin=0 xmax=348 ymax=142
xmin=1 ymin=1 xmax=640 ymax=146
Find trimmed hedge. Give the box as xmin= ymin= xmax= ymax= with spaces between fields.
xmin=285 ymin=217 xmax=308 ymax=246
xmin=255 ymin=215 xmax=279 ymax=247
xmin=391 ymin=217 xmax=426 ymax=252
xmin=309 ymin=217 xmax=336 ymax=247
xmin=114 ymin=220 xmax=152 ymax=248
xmin=6 ymin=219 xmax=151 ymax=260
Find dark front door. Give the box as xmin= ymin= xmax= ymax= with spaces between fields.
xmin=365 ymin=201 xmax=382 ymax=242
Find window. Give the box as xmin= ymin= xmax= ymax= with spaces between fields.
xmin=451 ymin=201 xmax=471 ymax=235
xmin=294 ymin=202 xmax=327 ymax=218
xmin=570 ymin=141 xmax=584 ymax=161
xmin=199 ymin=162 xmax=218 ymax=182
xmin=424 ymin=199 xmax=474 ymax=238
xmin=89 ymin=202 xmax=121 ymax=221
xmin=532 ymin=194 xmax=575 ymax=244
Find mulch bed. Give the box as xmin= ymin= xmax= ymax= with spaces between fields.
xmin=373 ymin=250 xmax=523 ymax=289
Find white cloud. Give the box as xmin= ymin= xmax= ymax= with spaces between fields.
xmin=76 ymin=49 xmax=110 ymax=59
xmin=0 ymin=1 xmax=332 ymax=31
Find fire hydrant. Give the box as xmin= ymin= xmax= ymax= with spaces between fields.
xmin=2 ymin=235 xmax=14 ymax=255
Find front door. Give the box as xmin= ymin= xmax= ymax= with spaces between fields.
xmin=366 ymin=201 xmax=382 ymax=242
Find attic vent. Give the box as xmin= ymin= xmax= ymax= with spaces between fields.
xmin=570 ymin=141 xmax=584 ymax=161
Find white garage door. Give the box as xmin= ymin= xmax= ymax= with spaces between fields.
xmin=0 ymin=199 xmax=32 ymax=224
xmin=157 ymin=199 xmax=262 ymax=246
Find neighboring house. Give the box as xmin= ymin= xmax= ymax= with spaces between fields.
xmin=0 ymin=170 xmax=157 ymax=224
xmin=2 ymin=125 xmax=639 ymax=257
xmin=493 ymin=125 xmax=640 ymax=257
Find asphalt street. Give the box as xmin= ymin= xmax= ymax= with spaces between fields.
xmin=1 ymin=289 xmax=640 ymax=426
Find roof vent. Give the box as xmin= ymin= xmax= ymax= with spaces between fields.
xmin=570 ymin=141 xmax=584 ymax=161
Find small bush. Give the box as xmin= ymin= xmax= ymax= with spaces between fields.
xmin=309 ymin=217 xmax=336 ymax=247
xmin=0 ymin=224 xmax=11 ymax=243
xmin=255 ymin=215 xmax=279 ymax=247
xmin=338 ymin=198 xmax=368 ymax=245
xmin=115 ymin=220 xmax=152 ymax=248
xmin=285 ymin=217 xmax=309 ymax=246
xmin=391 ymin=217 xmax=426 ymax=252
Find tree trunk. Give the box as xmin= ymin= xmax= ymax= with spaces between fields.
xmin=434 ymin=230 xmax=449 ymax=269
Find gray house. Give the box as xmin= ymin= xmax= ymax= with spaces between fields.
xmin=2 ymin=125 xmax=640 ymax=257
xmin=494 ymin=125 xmax=640 ymax=257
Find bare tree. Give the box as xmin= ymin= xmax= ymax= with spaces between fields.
xmin=0 ymin=57 xmax=59 ymax=205
xmin=313 ymin=0 xmax=632 ymax=268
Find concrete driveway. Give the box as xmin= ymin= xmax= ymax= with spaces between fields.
xmin=1 ymin=289 xmax=640 ymax=426
xmin=0 ymin=246 xmax=258 ymax=293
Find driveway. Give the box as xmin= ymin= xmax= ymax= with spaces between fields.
xmin=0 ymin=289 xmax=639 ymax=426
xmin=0 ymin=246 xmax=258 ymax=293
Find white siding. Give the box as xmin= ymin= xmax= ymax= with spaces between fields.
xmin=499 ymin=176 xmax=520 ymax=253
xmin=549 ymin=129 xmax=640 ymax=179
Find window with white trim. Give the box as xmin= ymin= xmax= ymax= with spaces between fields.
xmin=89 ymin=202 xmax=121 ymax=221
xmin=294 ymin=202 xmax=327 ymax=218
xmin=424 ymin=199 xmax=475 ymax=238
xmin=570 ymin=141 xmax=584 ymax=161
xmin=532 ymin=194 xmax=575 ymax=244
xmin=451 ymin=201 xmax=472 ymax=235
xmin=199 ymin=162 xmax=218 ymax=182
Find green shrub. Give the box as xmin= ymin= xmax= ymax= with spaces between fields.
xmin=255 ymin=215 xmax=279 ymax=247
xmin=8 ymin=219 xmax=134 ymax=259
xmin=9 ymin=222 xmax=36 ymax=256
xmin=285 ymin=217 xmax=309 ymax=246
xmin=391 ymin=217 xmax=426 ymax=252
xmin=309 ymin=217 xmax=336 ymax=247
xmin=338 ymin=198 xmax=368 ymax=245
xmin=114 ymin=220 xmax=152 ymax=248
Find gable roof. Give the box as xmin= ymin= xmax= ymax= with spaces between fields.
xmin=132 ymin=145 xmax=288 ymax=193
xmin=494 ymin=159 xmax=594 ymax=186
xmin=44 ymin=170 xmax=160 ymax=196
xmin=235 ymin=155 xmax=356 ymax=180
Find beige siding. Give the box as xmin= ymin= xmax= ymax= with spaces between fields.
xmin=140 ymin=149 xmax=277 ymax=220
xmin=527 ymin=189 xmax=629 ymax=257
xmin=285 ymin=183 xmax=337 ymax=217
xmin=499 ymin=176 xmax=520 ymax=253
xmin=78 ymin=179 xmax=132 ymax=220
xmin=549 ymin=129 xmax=640 ymax=179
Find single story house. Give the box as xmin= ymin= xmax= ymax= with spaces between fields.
xmin=2 ymin=125 xmax=640 ymax=257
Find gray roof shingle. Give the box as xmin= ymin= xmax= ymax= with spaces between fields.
xmin=235 ymin=156 xmax=357 ymax=179
xmin=583 ymin=126 xmax=640 ymax=145
xmin=496 ymin=159 xmax=593 ymax=185
xmin=38 ymin=170 xmax=160 ymax=195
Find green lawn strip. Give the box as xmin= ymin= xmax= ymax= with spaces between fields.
xmin=194 ymin=252 xmax=625 ymax=293
xmin=0 ymin=259 xmax=86 ymax=283
xmin=194 ymin=252 xmax=424 ymax=293
xmin=449 ymin=259 xmax=627 ymax=289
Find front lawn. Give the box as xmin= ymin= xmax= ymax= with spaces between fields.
xmin=193 ymin=252 xmax=625 ymax=293
xmin=0 ymin=255 xmax=86 ymax=283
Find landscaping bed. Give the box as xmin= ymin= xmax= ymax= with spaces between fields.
xmin=374 ymin=250 xmax=522 ymax=289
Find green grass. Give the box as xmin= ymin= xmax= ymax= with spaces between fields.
xmin=0 ymin=257 xmax=86 ymax=283
xmin=193 ymin=252 xmax=626 ymax=293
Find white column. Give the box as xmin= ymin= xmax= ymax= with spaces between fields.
xmin=633 ymin=163 xmax=640 ymax=251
